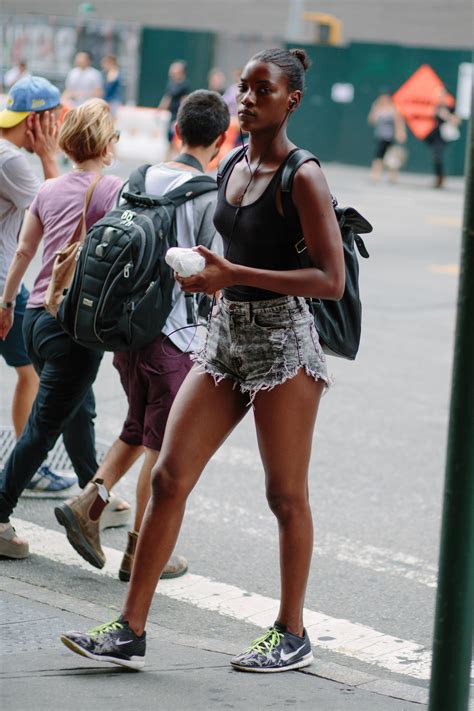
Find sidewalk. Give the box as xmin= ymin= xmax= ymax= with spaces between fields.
xmin=1 ymin=577 xmax=427 ymax=710
xmin=2 ymin=159 xmax=462 ymax=710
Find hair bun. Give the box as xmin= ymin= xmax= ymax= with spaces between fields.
xmin=289 ymin=48 xmax=310 ymax=71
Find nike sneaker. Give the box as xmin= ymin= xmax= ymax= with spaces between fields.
xmin=60 ymin=616 xmax=146 ymax=670
xmin=231 ymin=622 xmax=313 ymax=672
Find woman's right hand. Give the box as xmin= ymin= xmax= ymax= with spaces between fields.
xmin=176 ymin=247 xmax=235 ymax=295
xmin=26 ymin=111 xmax=59 ymax=161
xmin=0 ymin=308 xmax=14 ymax=340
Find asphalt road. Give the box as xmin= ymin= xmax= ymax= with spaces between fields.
xmin=0 ymin=154 xmax=466 ymax=706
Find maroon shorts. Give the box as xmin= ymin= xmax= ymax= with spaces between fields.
xmin=113 ymin=334 xmax=192 ymax=451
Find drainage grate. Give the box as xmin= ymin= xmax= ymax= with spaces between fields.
xmin=0 ymin=426 xmax=111 ymax=471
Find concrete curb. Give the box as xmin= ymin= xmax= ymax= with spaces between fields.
xmin=1 ymin=575 xmax=428 ymax=706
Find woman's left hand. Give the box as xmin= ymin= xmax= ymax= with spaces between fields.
xmin=176 ymin=246 xmax=234 ymax=295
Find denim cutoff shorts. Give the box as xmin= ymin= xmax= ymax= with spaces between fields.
xmin=191 ymin=295 xmax=330 ymax=403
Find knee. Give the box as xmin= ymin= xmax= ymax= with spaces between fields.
xmin=151 ymin=462 xmax=190 ymax=504
xmin=266 ymin=489 xmax=310 ymax=523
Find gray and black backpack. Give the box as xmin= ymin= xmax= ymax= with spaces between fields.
xmin=57 ymin=165 xmax=216 ymax=352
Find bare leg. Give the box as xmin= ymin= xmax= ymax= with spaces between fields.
xmin=253 ymin=371 xmax=324 ymax=636
xmin=133 ymin=447 xmax=158 ymax=532
xmin=94 ymin=438 xmax=144 ymax=492
xmin=82 ymin=439 xmax=143 ymax=520
xmin=123 ymin=368 xmax=249 ymax=634
xmin=370 ymin=158 xmax=383 ymax=182
xmin=12 ymin=365 xmax=38 ymax=438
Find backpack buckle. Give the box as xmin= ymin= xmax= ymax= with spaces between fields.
xmin=295 ymin=238 xmax=307 ymax=254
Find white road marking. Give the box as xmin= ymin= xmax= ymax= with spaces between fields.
xmin=426 ymin=216 xmax=461 ymax=227
xmin=187 ymin=485 xmax=439 ymax=589
xmin=428 ymin=264 xmax=459 ymax=274
xmin=12 ymin=517 xmax=433 ymax=680
xmin=318 ymin=535 xmax=438 ymax=589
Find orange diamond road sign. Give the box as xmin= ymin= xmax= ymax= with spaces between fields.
xmin=392 ymin=64 xmax=455 ymax=140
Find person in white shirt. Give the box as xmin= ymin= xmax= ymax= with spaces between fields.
xmin=62 ymin=52 xmax=103 ymax=107
xmin=0 ymin=75 xmax=78 ymax=499
xmin=55 ymin=90 xmax=230 ymax=583
xmin=3 ymin=61 xmax=29 ymax=89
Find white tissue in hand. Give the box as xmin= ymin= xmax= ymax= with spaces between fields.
xmin=165 ymin=247 xmax=206 ymax=277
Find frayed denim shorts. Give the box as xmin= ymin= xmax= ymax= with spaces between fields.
xmin=191 ymin=295 xmax=330 ymax=403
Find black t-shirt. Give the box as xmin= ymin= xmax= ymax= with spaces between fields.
xmin=165 ymin=79 xmax=191 ymax=120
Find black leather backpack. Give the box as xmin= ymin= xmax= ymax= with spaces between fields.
xmin=217 ymin=147 xmax=373 ymax=360
xmin=281 ymin=149 xmax=373 ymax=360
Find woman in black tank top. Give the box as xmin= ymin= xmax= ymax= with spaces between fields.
xmin=67 ymin=49 xmax=345 ymax=676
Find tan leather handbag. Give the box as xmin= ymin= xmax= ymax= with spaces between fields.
xmin=44 ymin=174 xmax=102 ymax=317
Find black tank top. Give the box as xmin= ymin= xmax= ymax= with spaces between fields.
xmin=214 ymin=150 xmax=301 ymax=301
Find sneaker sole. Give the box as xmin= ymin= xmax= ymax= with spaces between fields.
xmin=60 ymin=635 xmax=144 ymax=670
xmin=22 ymin=486 xmax=79 ymax=499
xmin=118 ymin=559 xmax=188 ymax=583
xmin=230 ymin=651 xmax=314 ymax=673
xmin=100 ymin=507 xmax=130 ymax=531
xmin=0 ymin=542 xmax=29 ymax=559
xmin=54 ymin=505 xmax=105 ymax=570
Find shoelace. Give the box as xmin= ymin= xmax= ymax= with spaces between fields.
xmin=89 ymin=619 xmax=124 ymax=636
xmin=247 ymin=626 xmax=284 ymax=655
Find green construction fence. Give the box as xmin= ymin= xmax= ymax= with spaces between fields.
xmin=137 ymin=27 xmax=471 ymax=175
xmin=138 ymin=27 xmax=214 ymax=109
xmin=287 ymin=41 xmax=471 ymax=176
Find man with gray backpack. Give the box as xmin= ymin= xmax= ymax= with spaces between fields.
xmin=55 ymin=90 xmax=230 ymax=579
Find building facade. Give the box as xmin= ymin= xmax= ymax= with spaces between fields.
xmin=2 ymin=0 xmax=472 ymax=51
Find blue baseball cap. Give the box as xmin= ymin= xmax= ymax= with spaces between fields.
xmin=0 ymin=75 xmax=61 ymax=129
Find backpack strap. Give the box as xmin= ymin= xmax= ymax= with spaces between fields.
xmin=280 ymin=149 xmax=320 ymax=255
xmin=216 ymin=146 xmax=247 ymax=186
xmin=163 ymin=175 xmax=217 ymax=207
xmin=280 ymin=149 xmax=320 ymax=195
xmin=122 ymin=174 xmax=217 ymax=209
xmin=117 ymin=164 xmax=150 ymax=206
xmin=280 ymin=150 xmax=373 ymax=260
xmin=127 ymin=164 xmax=151 ymax=194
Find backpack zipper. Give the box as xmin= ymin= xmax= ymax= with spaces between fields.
xmin=129 ymin=211 xmax=170 ymax=291
xmin=73 ymin=225 xmax=127 ymax=340
xmin=72 ymin=222 xmax=126 ymax=341
xmin=93 ymin=243 xmax=133 ymax=341
xmin=93 ymin=217 xmax=154 ymax=341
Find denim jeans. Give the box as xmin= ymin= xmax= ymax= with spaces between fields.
xmin=192 ymin=295 xmax=329 ymax=404
xmin=425 ymin=130 xmax=446 ymax=179
xmin=0 ymin=308 xmax=103 ymax=522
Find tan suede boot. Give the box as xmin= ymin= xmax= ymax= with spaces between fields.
xmin=118 ymin=530 xmax=138 ymax=581
xmin=54 ymin=479 xmax=109 ymax=569
xmin=118 ymin=529 xmax=189 ymax=582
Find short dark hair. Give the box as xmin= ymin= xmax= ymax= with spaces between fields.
xmin=250 ymin=48 xmax=310 ymax=93
xmin=177 ymin=90 xmax=230 ymax=147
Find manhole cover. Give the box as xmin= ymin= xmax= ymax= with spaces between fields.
xmin=0 ymin=425 xmax=111 ymax=471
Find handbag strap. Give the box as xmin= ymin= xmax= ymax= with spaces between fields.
xmin=69 ymin=174 xmax=103 ymax=246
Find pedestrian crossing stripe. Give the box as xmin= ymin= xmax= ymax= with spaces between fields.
xmin=428 ymin=264 xmax=459 ymax=274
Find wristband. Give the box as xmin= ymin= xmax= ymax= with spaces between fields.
xmin=0 ymin=301 xmax=14 ymax=309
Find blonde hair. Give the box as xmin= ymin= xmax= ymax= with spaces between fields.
xmin=58 ymin=98 xmax=116 ymax=163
